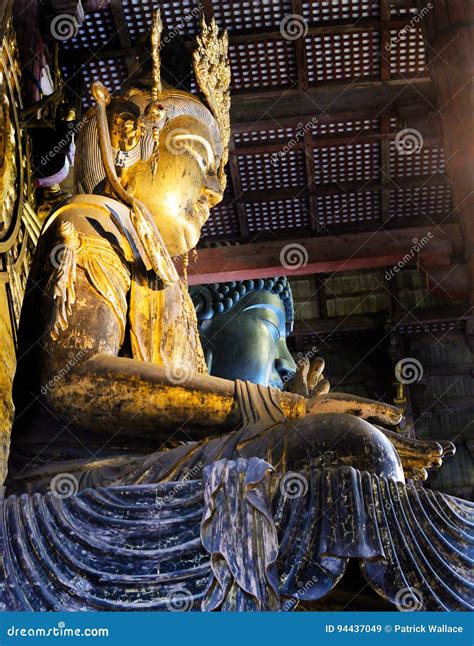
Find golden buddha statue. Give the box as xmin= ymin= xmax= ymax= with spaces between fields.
xmin=7 ymin=11 xmax=446 ymax=493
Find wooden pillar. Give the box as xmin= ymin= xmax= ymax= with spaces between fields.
xmin=417 ymin=0 xmax=474 ymax=303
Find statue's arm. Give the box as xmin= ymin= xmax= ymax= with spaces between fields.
xmin=37 ymin=215 xmax=401 ymax=438
xmin=37 ymin=215 xmax=306 ymax=437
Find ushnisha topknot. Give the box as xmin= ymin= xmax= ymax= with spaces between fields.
xmin=190 ymin=277 xmax=295 ymax=335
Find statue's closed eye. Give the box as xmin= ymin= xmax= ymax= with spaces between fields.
xmin=262 ymin=318 xmax=281 ymax=341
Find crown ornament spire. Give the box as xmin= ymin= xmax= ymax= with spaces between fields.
xmin=193 ymin=16 xmax=231 ymax=190
xmin=151 ymin=9 xmax=163 ymax=100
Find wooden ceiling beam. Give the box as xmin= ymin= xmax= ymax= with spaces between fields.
xmin=232 ymin=132 xmax=440 ymax=156
xmin=72 ymin=46 xmax=434 ymax=122
xmin=229 ymin=17 xmax=415 ymax=42
xmin=224 ymin=173 xmax=450 ymax=204
xmin=230 ymin=78 xmax=434 ymax=123
xmin=231 ymin=109 xmax=387 ymax=133
xmin=290 ymin=0 xmax=309 ymax=91
xmin=187 ymin=223 xmax=461 ymax=284
xmin=108 ymin=0 xmax=134 ymax=73
xmin=227 ymin=135 xmax=249 ymax=239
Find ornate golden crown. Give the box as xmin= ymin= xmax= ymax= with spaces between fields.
xmin=147 ymin=9 xmax=231 ymax=187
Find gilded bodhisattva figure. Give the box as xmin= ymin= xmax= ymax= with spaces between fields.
xmin=8 ymin=12 xmax=441 ymax=491
xmin=2 ymin=11 xmax=471 ymax=613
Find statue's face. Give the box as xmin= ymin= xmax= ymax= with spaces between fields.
xmin=127 ymin=114 xmax=223 ymax=256
xmin=198 ymin=290 xmax=297 ymax=389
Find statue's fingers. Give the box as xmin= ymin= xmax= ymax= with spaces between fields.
xmin=286 ymin=358 xmax=309 ymax=397
xmin=307 ymin=357 xmax=325 ymax=390
xmin=293 ymin=372 xmax=309 ymax=398
xmin=307 ymin=392 xmax=402 ymax=426
xmin=375 ymin=426 xmax=443 ymax=458
xmin=310 ymin=378 xmax=330 ymax=397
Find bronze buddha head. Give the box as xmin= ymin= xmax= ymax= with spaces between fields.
xmin=191 ymin=277 xmax=297 ymax=389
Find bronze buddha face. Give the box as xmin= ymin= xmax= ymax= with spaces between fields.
xmin=192 ymin=279 xmax=297 ymax=389
xmin=128 ymin=113 xmax=224 ymax=256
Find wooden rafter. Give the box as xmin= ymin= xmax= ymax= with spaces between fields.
xmin=109 ymin=0 xmax=134 ymax=73
xmin=187 ymin=223 xmax=461 ymax=285
xmin=224 ymin=173 xmax=450 ymax=204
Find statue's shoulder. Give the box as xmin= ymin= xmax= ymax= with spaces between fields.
xmin=44 ymin=194 xmax=131 ymax=239
xmin=37 ymin=195 xmax=133 ymax=341
xmin=42 ymin=194 xmax=136 ymax=264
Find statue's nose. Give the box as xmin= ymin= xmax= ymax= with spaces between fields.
xmin=203 ymin=170 xmax=223 ymax=206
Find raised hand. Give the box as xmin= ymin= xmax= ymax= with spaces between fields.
xmin=285 ymin=356 xmax=330 ymax=398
